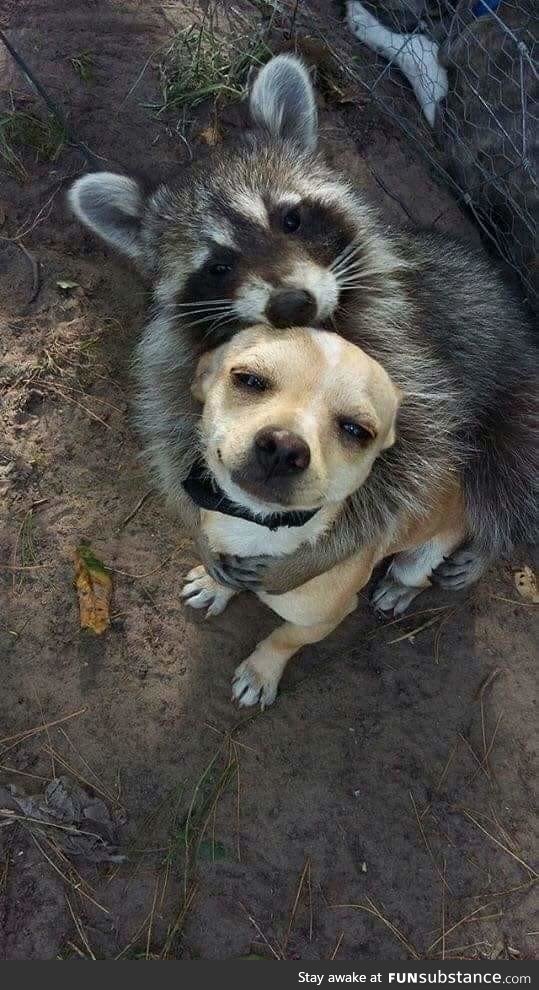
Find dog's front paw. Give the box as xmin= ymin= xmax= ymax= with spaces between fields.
xmin=370 ymin=575 xmax=423 ymax=617
xmin=232 ymin=658 xmax=279 ymax=709
xmin=180 ymin=565 xmax=235 ymax=617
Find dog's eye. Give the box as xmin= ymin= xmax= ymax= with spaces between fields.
xmin=340 ymin=420 xmax=373 ymax=443
xmin=209 ymin=262 xmax=233 ymax=277
xmin=282 ymin=208 xmax=301 ymax=233
xmin=232 ymin=371 xmax=268 ymax=392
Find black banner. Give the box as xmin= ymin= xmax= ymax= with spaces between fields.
xmin=3 ymin=959 xmax=537 ymax=982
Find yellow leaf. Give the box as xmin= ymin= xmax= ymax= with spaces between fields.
xmin=74 ymin=544 xmax=112 ymax=634
xmin=196 ymin=124 xmax=222 ymax=147
xmin=513 ymin=566 xmax=539 ymax=604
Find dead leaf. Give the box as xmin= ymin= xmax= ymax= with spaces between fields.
xmin=196 ymin=124 xmax=222 ymax=147
xmin=513 ymin=565 xmax=539 ymax=603
xmin=74 ymin=543 xmax=112 ymax=634
xmin=57 ymin=278 xmax=80 ymax=291
xmin=0 ymin=777 xmax=125 ymax=863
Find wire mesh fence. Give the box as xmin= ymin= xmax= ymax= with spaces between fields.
xmin=342 ymin=0 xmax=538 ymax=310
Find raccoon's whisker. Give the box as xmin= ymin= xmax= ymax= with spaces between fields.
xmin=331 ymin=238 xmax=362 ymax=264
xmin=172 ymin=302 xmax=233 ymax=315
xmin=174 ymin=307 xmax=234 ymax=324
xmin=199 ymin=313 xmax=239 ymax=346
xmin=332 ymin=260 xmax=369 ymax=281
xmin=330 ymin=240 xmax=363 ymax=273
xmin=175 ymin=313 xmax=231 ymax=333
xmin=173 ymin=298 xmax=234 ymax=308
xmin=333 ymin=256 xmax=368 ymax=275
xmin=334 ymin=266 xmax=367 ymax=283
xmin=336 ymin=272 xmax=366 ymax=283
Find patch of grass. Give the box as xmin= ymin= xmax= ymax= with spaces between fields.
xmin=156 ymin=16 xmax=273 ymax=116
xmin=69 ymin=51 xmax=94 ymax=82
xmin=0 ymin=109 xmax=66 ymax=180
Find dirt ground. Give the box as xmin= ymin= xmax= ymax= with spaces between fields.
xmin=1 ymin=0 xmax=537 ymax=962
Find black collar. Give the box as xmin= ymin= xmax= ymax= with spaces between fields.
xmin=183 ymin=460 xmax=319 ymax=531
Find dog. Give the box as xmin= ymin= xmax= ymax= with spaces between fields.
xmin=181 ymin=324 xmax=467 ymax=708
xmin=68 ymin=54 xmax=537 ymax=605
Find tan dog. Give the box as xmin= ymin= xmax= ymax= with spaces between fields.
xmin=181 ymin=326 xmax=466 ymax=708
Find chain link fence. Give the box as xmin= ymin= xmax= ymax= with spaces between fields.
xmin=343 ymin=0 xmax=537 ymax=311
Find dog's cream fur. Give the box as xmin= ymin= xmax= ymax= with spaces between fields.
xmin=182 ymin=327 xmax=466 ymax=708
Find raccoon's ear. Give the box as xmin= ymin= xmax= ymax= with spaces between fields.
xmin=249 ymin=54 xmax=318 ymax=151
xmin=68 ymin=172 xmax=144 ymax=262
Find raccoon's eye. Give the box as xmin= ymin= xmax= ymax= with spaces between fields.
xmin=209 ymin=262 xmax=233 ymax=277
xmin=282 ymin=208 xmax=301 ymax=233
xmin=339 ymin=420 xmax=374 ymax=443
xmin=231 ymin=370 xmax=268 ymax=392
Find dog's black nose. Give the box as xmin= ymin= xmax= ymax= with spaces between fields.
xmin=265 ymin=289 xmax=317 ymax=328
xmin=254 ymin=428 xmax=311 ymax=476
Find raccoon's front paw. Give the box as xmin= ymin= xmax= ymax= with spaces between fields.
xmin=370 ymin=575 xmax=423 ymax=617
xmin=232 ymin=658 xmax=279 ymax=710
xmin=432 ymin=546 xmax=487 ymax=591
xmin=181 ymin=565 xmax=236 ymax=617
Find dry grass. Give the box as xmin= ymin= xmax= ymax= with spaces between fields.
xmin=154 ymin=5 xmax=274 ymax=122
xmin=335 ymin=897 xmax=420 ymax=959
xmin=69 ymin=51 xmax=95 ymax=83
xmin=0 ymin=106 xmax=66 ymax=180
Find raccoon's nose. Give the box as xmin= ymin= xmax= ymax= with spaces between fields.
xmin=254 ymin=428 xmax=311 ymax=476
xmin=266 ymin=289 xmax=317 ymax=328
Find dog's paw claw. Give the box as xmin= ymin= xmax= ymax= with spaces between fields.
xmin=232 ymin=660 xmax=278 ymax=709
xmin=181 ymin=566 xmax=234 ymax=617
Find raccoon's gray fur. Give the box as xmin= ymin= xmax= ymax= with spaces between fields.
xmin=69 ymin=55 xmax=537 ymax=593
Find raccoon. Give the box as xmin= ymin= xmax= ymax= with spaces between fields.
xmin=69 ymin=55 xmax=537 ymax=596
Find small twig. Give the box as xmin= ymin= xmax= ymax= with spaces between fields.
xmin=475 ymin=668 xmax=504 ymax=704
xmin=435 ymin=740 xmax=459 ymax=793
xmin=34 ymin=689 xmax=55 ymax=781
xmin=441 ymin=858 xmax=446 ymax=960
xmin=238 ymin=900 xmax=283 ymax=960
xmin=30 ymin=833 xmax=109 ymax=914
xmin=329 ymin=931 xmax=344 ymax=960
xmin=489 ymin=594 xmax=538 ymax=607
xmin=335 ymin=898 xmax=419 ymax=959
xmin=459 ymin=808 xmax=537 ymax=879
xmin=0 ymin=707 xmax=86 ymax=753
xmin=428 ymin=902 xmax=499 ymax=953
xmin=109 ymin=548 xmax=183 ymax=580
xmin=146 ymin=876 xmax=160 ymax=960
xmin=232 ymin=739 xmax=242 ymax=864
xmin=0 ymin=237 xmax=41 ymax=302
xmin=475 ymin=669 xmax=503 ymax=781
xmin=160 ymin=884 xmax=197 ymax=959
xmin=66 ymin=896 xmax=96 ymax=960
xmin=458 ymin=733 xmax=489 ymax=783
xmin=281 ymin=856 xmax=311 ymax=956
xmin=389 ymin=614 xmax=441 ymax=644
xmin=410 ymin=792 xmax=452 ymax=894
xmin=469 ymin=712 xmax=503 ymax=784
xmin=0 ymin=764 xmax=50 ymax=782
xmin=116 ymin=490 xmax=154 ymax=533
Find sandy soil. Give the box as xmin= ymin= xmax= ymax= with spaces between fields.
xmin=0 ymin=0 xmax=537 ymax=961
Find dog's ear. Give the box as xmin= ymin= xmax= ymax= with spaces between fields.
xmin=192 ymin=346 xmax=226 ymax=403
xmin=248 ymin=54 xmax=318 ymax=151
xmin=68 ymin=172 xmax=145 ymax=262
xmin=382 ymin=385 xmax=404 ymax=450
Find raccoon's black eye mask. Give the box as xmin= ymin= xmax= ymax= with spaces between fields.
xmin=183 ymin=459 xmax=318 ymax=531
